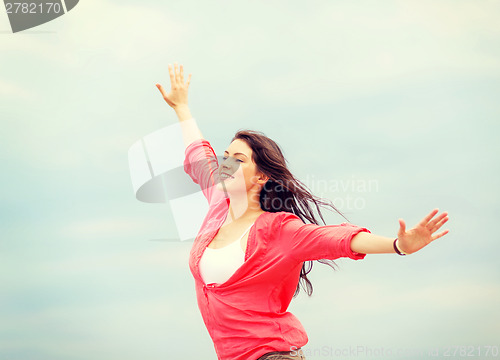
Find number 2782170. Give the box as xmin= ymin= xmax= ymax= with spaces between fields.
xmin=5 ymin=2 xmax=62 ymax=14
xmin=443 ymin=345 xmax=499 ymax=357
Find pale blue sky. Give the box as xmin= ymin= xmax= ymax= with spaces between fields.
xmin=1 ymin=1 xmax=499 ymax=359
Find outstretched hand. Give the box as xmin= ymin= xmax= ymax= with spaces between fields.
xmin=397 ymin=209 xmax=449 ymax=254
xmin=156 ymin=62 xmax=192 ymax=109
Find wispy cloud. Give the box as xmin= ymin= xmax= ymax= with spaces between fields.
xmin=1 ymin=0 xmax=499 ymax=359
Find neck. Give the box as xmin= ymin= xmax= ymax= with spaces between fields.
xmin=226 ymin=190 xmax=264 ymax=223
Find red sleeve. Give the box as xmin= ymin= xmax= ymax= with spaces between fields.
xmin=276 ymin=212 xmax=369 ymax=262
xmin=183 ymin=139 xmax=224 ymax=205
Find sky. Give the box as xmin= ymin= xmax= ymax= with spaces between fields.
xmin=1 ymin=0 xmax=499 ymax=359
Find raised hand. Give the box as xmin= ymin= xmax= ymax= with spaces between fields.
xmin=156 ymin=62 xmax=192 ymax=109
xmin=397 ymin=209 xmax=449 ymax=254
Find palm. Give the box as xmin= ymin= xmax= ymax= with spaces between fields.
xmin=397 ymin=209 xmax=449 ymax=254
xmin=156 ymin=62 xmax=192 ymax=109
xmin=163 ymin=88 xmax=183 ymax=107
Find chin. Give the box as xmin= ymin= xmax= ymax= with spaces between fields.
xmin=215 ymin=180 xmax=247 ymax=195
xmin=215 ymin=180 xmax=233 ymax=192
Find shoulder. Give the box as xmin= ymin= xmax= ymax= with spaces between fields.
xmin=185 ymin=138 xmax=212 ymax=154
xmin=259 ymin=211 xmax=300 ymax=223
xmin=184 ymin=139 xmax=216 ymax=165
xmin=258 ymin=211 xmax=305 ymax=235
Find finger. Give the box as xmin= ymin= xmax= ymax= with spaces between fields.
xmin=418 ymin=208 xmax=439 ymax=227
xmin=398 ymin=219 xmax=406 ymax=237
xmin=168 ymin=64 xmax=175 ymax=87
xmin=431 ymin=216 xmax=449 ymax=233
xmin=156 ymin=83 xmax=166 ymax=97
xmin=431 ymin=229 xmax=449 ymax=241
xmin=187 ymin=73 xmax=192 ymax=86
xmin=427 ymin=211 xmax=448 ymax=229
xmin=174 ymin=62 xmax=180 ymax=83
xmin=180 ymin=64 xmax=184 ymax=83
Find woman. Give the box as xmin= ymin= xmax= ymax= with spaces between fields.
xmin=155 ymin=63 xmax=450 ymax=360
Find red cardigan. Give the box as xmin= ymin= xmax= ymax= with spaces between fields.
xmin=184 ymin=139 xmax=370 ymax=360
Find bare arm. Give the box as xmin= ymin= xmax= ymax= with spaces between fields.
xmin=156 ymin=62 xmax=204 ymax=148
xmin=350 ymin=232 xmax=396 ymax=254
xmin=350 ymin=209 xmax=449 ymax=255
xmin=175 ymin=106 xmax=204 ymax=149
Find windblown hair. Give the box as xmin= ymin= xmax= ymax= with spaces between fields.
xmin=231 ymin=129 xmax=349 ymax=297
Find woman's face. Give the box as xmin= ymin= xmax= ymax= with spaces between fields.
xmin=216 ymin=139 xmax=266 ymax=194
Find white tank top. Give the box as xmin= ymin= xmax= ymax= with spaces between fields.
xmin=199 ymin=223 xmax=254 ymax=285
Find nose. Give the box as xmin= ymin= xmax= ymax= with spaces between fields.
xmin=221 ymin=157 xmax=230 ymax=169
xmin=220 ymin=156 xmax=230 ymax=171
xmin=220 ymin=156 xmax=238 ymax=173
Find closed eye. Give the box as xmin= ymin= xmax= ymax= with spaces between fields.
xmin=222 ymin=156 xmax=243 ymax=162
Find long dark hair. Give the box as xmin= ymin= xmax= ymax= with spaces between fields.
xmin=231 ymin=129 xmax=349 ymax=297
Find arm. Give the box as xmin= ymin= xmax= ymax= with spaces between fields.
xmin=157 ymin=63 xmax=223 ymax=205
xmin=156 ymin=62 xmax=204 ymax=148
xmin=350 ymin=209 xmax=450 ymax=255
xmin=350 ymin=233 xmax=398 ymax=254
xmin=182 ymin=138 xmax=223 ymax=205
xmin=277 ymin=212 xmax=369 ymax=262
xmin=176 ymin=106 xmax=204 ymax=149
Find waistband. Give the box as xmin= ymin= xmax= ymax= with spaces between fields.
xmin=256 ymin=348 xmax=305 ymax=360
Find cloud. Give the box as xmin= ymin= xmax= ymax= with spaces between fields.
xmin=252 ymin=1 xmax=500 ymax=105
xmin=0 ymin=79 xmax=36 ymax=100
xmin=0 ymin=0 xmax=189 ymax=68
xmin=1 ymin=1 xmax=499 ymax=358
